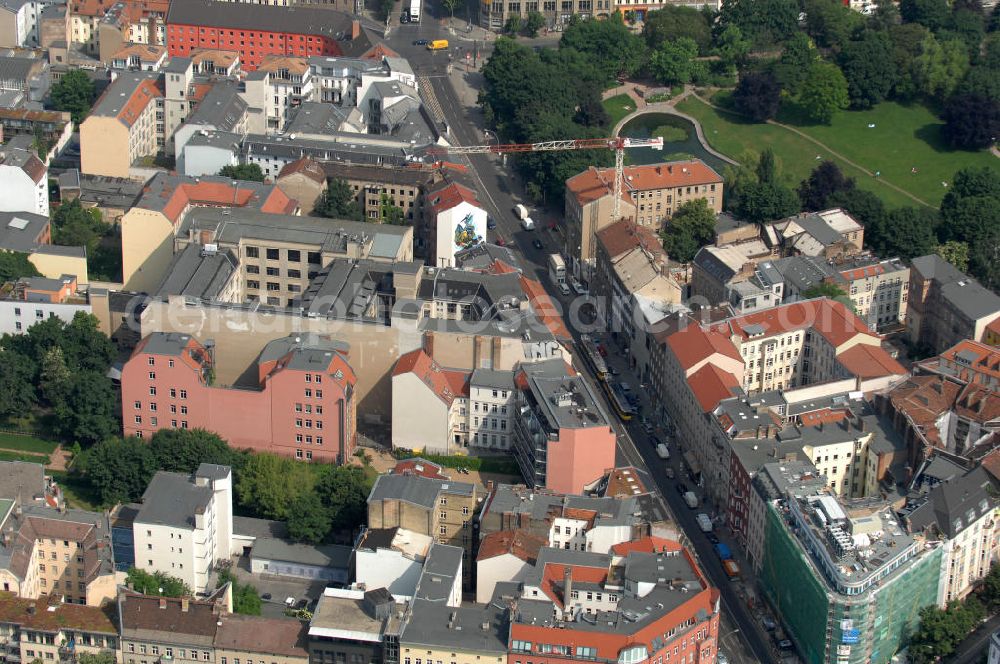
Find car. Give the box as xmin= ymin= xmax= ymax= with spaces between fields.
xmin=762 ymin=617 xmax=777 ymax=631
xmin=708 ymin=533 xmax=720 ymax=544
xmin=641 ymin=418 xmax=654 ymax=434
xmin=777 ymin=639 xmax=794 ymax=651
xmin=531 ymin=238 xmax=544 ymax=250
xmin=597 ymin=344 xmax=608 ymax=357
xmin=716 ymin=653 xmax=729 ymax=664
xmin=620 ymin=382 xmax=632 ymax=392
xmin=610 ymin=366 xmax=621 ymax=376
xmin=495 ymin=236 xmax=506 ymax=246
xmin=487 ymin=218 xmax=497 ymax=230
xmin=558 ymin=283 xmax=571 ymax=296
xmin=284 ymin=597 xmax=296 ymax=607
xmin=261 ymin=593 xmax=272 ymax=601
xmin=413 ymin=39 xmax=429 ymax=45
xmin=676 ymin=482 xmax=689 ymax=495
xmin=664 ymin=467 xmax=675 ymax=479
xmin=296 ymin=599 xmax=309 ymax=610
xmin=570 ymin=278 xmax=587 ymax=295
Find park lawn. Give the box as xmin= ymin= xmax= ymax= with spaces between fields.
xmin=0 ymin=450 xmax=49 ymax=464
xmin=0 ymin=432 xmax=59 ymax=454
xmin=778 ymin=101 xmax=1000 ymax=208
xmin=603 ymin=94 xmax=637 ymax=128
xmin=677 ymin=96 xmax=929 ymax=210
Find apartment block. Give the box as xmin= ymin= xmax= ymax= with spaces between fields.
xmin=121 ymin=332 xmax=358 ymax=462
xmin=0 ymin=108 xmax=72 ymax=152
xmin=320 ymin=162 xmax=432 ymax=226
xmin=366 ymin=473 xmax=478 ymax=584
xmin=906 ymin=254 xmax=1000 ymax=354
xmin=0 ymin=0 xmax=42 ymax=47
xmin=0 ymin=139 xmax=46 ymax=216
xmin=0 ymin=504 xmax=119 ymax=606
xmin=768 ymin=209 xmax=864 ymax=259
xmin=308 ymin=587 xmax=406 ymax=664
xmin=478 ymin=0 xmax=616 ymax=32
xmin=275 ymin=157 xmax=327 ymax=216
xmin=132 ymin=464 xmax=233 ymax=594
xmin=564 ymin=160 xmax=722 ymax=284
xmin=0 ymin=274 xmax=90 ymax=335
xmin=79 ymin=71 xmax=162 ymax=178
xmin=511 ymin=359 xmax=616 ymax=495
xmin=118 ymin=589 xmax=229 ymax=664
xmin=165 ymin=0 xmax=373 ymax=71
xmin=0 ymin=595 xmax=119 ymax=664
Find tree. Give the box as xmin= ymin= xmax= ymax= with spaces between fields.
xmin=909 ymin=598 xmax=986 ymax=663
xmin=61 ymin=312 xmax=116 ymax=374
xmin=317 ymin=178 xmax=363 ymax=221
xmin=320 ymin=466 xmax=374 ymax=532
xmin=939 ymin=167 xmax=1000 ymax=287
xmin=755 ymin=147 xmax=778 ymax=184
xmin=80 ymin=437 xmax=158 ymax=505
xmin=440 ymin=0 xmax=461 ymax=17
xmin=49 ymin=70 xmax=96 ymax=124
xmin=216 ymin=570 xmax=262 ymax=615
xmin=0 ymin=350 xmax=36 ymax=421
xmin=713 ymin=25 xmax=752 ymax=72
xmin=947 ymin=6 xmax=986 ymax=55
xmin=52 ymin=370 xmax=118 ymax=445
xmin=504 ymin=15 xmax=522 ymax=36
xmin=126 ymin=568 xmax=191 ymax=597
xmin=0 ymin=251 xmax=40 ymax=283
xmin=866 ymin=207 xmax=940 ymax=259
xmin=913 ymin=35 xmax=969 ymax=97
xmin=804 ymin=0 xmax=864 ymax=49
xmin=798 ymin=61 xmax=850 ymax=123
xmin=900 ymin=0 xmax=950 ymax=31
xmin=649 ymin=37 xmax=703 ymax=85
xmin=217 ymin=164 xmax=265 ymax=182
xmin=78 ymin=654 xmax=116 ymax=664
xmin=643 ymin=5 xmax=712 ymax=53
xmin=39 ymin=346 xmax=72 ymax=408
xmin=574 ymin=89 xmax=611 ymax=128
xmin=52 ymin=199 xmax=110 ymax=256
xmin=839 ymin=31 xmax=898 ymax=108
xmin=149 ymin=428 xmax=241 ymax=473
xmin=287 ymin=491 xmax=332 ymax=543
xmin=524 ymin=11 xmax=545 ymax=37
xmin=377 ymin=193 xmax=406 ymax=225
xmin=734 ymin=181 xmax=801 ymax=222
xmin=802 ymin=282 xmax=849 ymax=299
xmin=773 ymin=33 xmax=817 ymax=95
xmin=936 ymin=240 xmax=970 ymax=270
xmin=798 ymin=161 xmax=856 ymax=210
xmin=559 ymin=15 xmax=647 ymax=83
xmin=660 ymin=199 xmax=716 ymax=262
xmin=236 ymin=453 xmax=319 ymax=520
xmin=719 ymin=0 xmax=799 ymax=48
xmin=942 ymin=93 xmax=1000 ymax=149
xmin=889 ymin=23 xmax=933 ymax=100
xmin=732 ymin=71 xmax=782 ymax=122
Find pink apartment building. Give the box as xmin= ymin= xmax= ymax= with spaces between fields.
xmin=121 ymin=332 xmax=357 ymax=462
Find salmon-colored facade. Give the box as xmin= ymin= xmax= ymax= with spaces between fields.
xmin=121 ymin=332 xmax=356 ymax=462
xmin=543 ymin=426 xmax=617 ymax=496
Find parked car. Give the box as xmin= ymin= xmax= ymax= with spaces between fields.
xmin=487 ymin=217 xmax=497 ymax=229
xmin=261 ymin=593 xmax=272 ymax=601
xmin=570 ymin=278 xmax=587 ymax=295
xmin=619 ymin=382 xmax=632 ymax=392
xmin=532 ymin=238 xmax=544 ymax=250
xmin=413 ymin=39 xmax=428 ymax=45
xmin=762 ymin=617 xmax=777 ymax=631
xmin=296 ymin=599 xmax=309 ymax=609
xmin=717 ymin=653 xmax=729 ymax=664
xmin=777 ymin=640 xmax=794 ymax=651
xmin=642 ymin=418 xmax=654 ymax=434
xmin=284 ymin=597 xmax=296 ymax=607
xmin=610 ymin=366 xmax=621 ymax=376
xmin=708 ymin=533 xmax=720 ymax=545
xmin=559 ymin=283 xmax=571 ymax=296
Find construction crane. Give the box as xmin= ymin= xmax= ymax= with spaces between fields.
xmin=430 ymin=136 xmax=664 ymax=220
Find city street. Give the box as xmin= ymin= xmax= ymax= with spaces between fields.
xmin=374 ymin=7 xmax=781 ymax=663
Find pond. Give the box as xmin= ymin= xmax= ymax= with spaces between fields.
xmin=619 ymin=113 xmax=729 ymax=175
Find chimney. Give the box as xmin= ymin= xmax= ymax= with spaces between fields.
xmin=159 ymin=598 xmax=167 ymax=609
xmin=351 ymin=20 xmax=361 ymax=39
xmin=563 ymin=567 xmax=573 ymax=607
xmin=181 ymin=598 xmax=189 ymax=612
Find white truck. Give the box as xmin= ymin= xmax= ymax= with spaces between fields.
xmin=696 ymin=513 xmax=713 ymax=532
xmin=656 ymin=443 xmax=670 ymax=460
xmin=683 ymin=491 xmax=698 ymax=509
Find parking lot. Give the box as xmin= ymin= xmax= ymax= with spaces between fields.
xmin=226 ymin=555 xmax=329 ymax=619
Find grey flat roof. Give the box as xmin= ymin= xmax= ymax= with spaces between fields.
xmin=0 ymin=210 xmax=48 ymax=252
xmin=412 ymin=543 xmax=463 ymax=602
xmin=233 ymin=516 xmax=289 ymax=540
xmin=139 ymin=331 xmax=196 ymax=357
xmin=186 ymin=80 xmax=247 ymax=131
xmin=401 ymin=600 xmax=507 ymax=653
xmin=470 ymin=368 xmax=515 ymax=390
xmin=521 ymin=360 xmax=610 ymax=431
xmin=136 ymin=471 xmax=213 ymax=529
xmin=367 ymin=473 xmax=474 ymax=510
xmin=77 ymin=173 xmax=144 ymax=209
xmin=167 ymin=0 xmax=359 ymax=40
xmin=156 ymin=244 xmax=239 ymax=300
xmin=251 ymin=537 xmax=351 ymax=568
xmin=0 ymin=461 xmax=46 ymax=503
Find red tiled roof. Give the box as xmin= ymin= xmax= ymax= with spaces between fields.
xmin=428 ymin=182 xmax=480 ymax=216
xmin=800 ymin=408 xmax=850 ymax=428
xmin=156 ymin=181 xmax=296 ymax=223
xmin=595 ymin=219 xmax=666 ymax=261
xmin=519 ymin=274 xmax=571 ymax=341
xmin=565 ymin=167 xmax=632 ymax=207
xmin=477 ymin=530 xmax=546 ymax=563
xmin=393 ymin=349 xmax=469 ymax=406
xmin=392 ymin=458 xmax=449 ymax=480
xmin=277 ymin=157 xmax=326 ymax=185
xmin=611 ymin=536 xmax=683 ymax=556
xmin=118 ymin=78 xmax=162 ymax=127
xmin=987 ymin=318 xmax=1000 ymax=341
xmin=839 ymin=264 xmax=886 ymax=281
xmin=687 ymin=363 xmax=740 ymax=413
xmin=666 ymin=324 xmax=742 ymax=372
xmin=567 ymin=161 xmax=722 ymax=206
xmin=930 ymin=339 xmax=1000 ymax=382
xmin=836 ymin=344 xmax=906 ymax=379
xmin=980 ymin=449 xmax=1000 ymax=483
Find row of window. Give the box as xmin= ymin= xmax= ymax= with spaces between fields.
xmin=126 ymin=644 xmax=209 ymax=659
xmin=244 ymin=246 xmax=321 ymax=263
xmin=134 ymin=401 xmax=188 ymax=414
xmin=134 ymin=416 xmax=188 ymax=429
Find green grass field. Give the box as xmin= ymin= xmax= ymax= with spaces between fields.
xmin=603 ymin=94 xmax=637 ymax=128
xmin=677 ymin=95 xmax=999 ymax=209
xmin=0 ymin=432 xmax=59 ymax=454
xmin=0 ymin=450 xmax=49 ymax=464
xmin=48 ymin=471 xmax=102 ymax=511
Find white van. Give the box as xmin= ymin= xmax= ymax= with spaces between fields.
xmin=521 ymin=217 xmax=535 ymax=231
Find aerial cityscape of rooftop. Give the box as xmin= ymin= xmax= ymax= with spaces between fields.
xmin=0 ymin=0 xmax=998 ymax=662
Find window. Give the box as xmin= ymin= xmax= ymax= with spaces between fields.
xmin=247 ymin=280 xmax=260 ymax=289
xmin=180 ymin=390 xmax=187 ymax=399
xmin=246 ymin=246 xmax=259 ymax=258
xmin=266 ymin=267 xmax=280 ymax=276
xmin=134 ymin=401 xmax=141 ymax=409
xmin=149 ymin=371 xmax=156 ymax=379
xmin=266 ymin=248 xmax=280 ymax=260
xmin=148 ymin=357 xmax=156 ymax=366
xmin=287 ymin=250 xmax=301 ymax=262
xmin=135 ymin=415 xmax=142 ymax=424
xmin=305 ymin=389 xmax=312 ymax=398
xmin=316 ymin=390 xmax=323 ymax=398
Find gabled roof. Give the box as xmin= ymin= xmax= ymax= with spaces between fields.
xmin=477 ymin=530 xmax=546 ymax=563
xmin=595 ymin=219 xmax=665 ymax=262
xmin=277 ymin=157 xmax=326 ymax=185
xmin=687 ymin=363 xmax=741 ymax=413
xmin=393 ymin=349 xmax=469 ymax=406
xmin=713 ymin=299 xmax=874 ymax=349
xmin=427 ymin=182 xmax=480 ymax=216
xmin=836 ymin=344 xmax=906 ymax=379
xmin=665 ymin=323 xmax=742 ymax=372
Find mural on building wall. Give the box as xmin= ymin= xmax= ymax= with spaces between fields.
xmin=453 ymin=212 xmax=483 ymax=251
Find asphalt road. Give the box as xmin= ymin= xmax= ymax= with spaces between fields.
xmin=377 ymin=10 xmax=780 ymax=664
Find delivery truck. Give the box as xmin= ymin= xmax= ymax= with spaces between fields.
xmin=696 ymin=513 xmax=713 ymax=532
xmin=683 ymin=491 xmax=698 ymax=509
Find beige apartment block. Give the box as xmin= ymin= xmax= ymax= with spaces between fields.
xmin=80 ymin=72 xmax=161 ymax=178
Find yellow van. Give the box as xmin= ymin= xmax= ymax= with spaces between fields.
xmin=427 ymin=39 xmax=449 ymax=50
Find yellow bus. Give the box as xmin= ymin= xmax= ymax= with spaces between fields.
xmin=427 ymin=39 xmax=449 ymax=50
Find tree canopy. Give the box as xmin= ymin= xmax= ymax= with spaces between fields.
xmin=661 ymin=199 xmax=716 ymax=263
xmin=719 ymin=0 xmax=799 ymax=48
xmin=0 ymin=252 xmax=40 ymax=283
xmin=49 ymin=70 xmax=96 ymax=124
xmin=218 ymin=164 xmax=265 ymax=182
xmin=318 ymin=178 xmax=363 ymax=221
xmin=642 ymin=6 xmax=712 ymax=54
xmin=732 ymin=71 xmax=782 ymax=122
xmin=559 ymin=15 xmax=647 ymax=84
xmin=126 ymin=568 xmax=191 ymax=597
xmin=798 ymin=61 xmax=850 ymax=123
xmin=798 ymin=161 xmax=856 ymax=210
